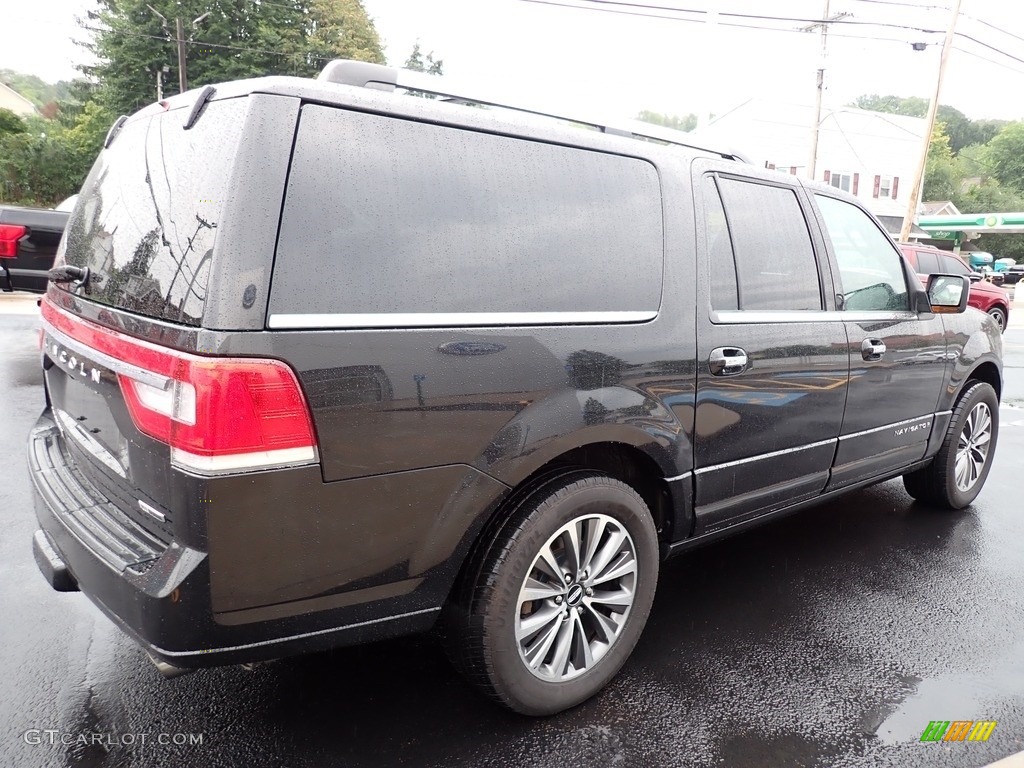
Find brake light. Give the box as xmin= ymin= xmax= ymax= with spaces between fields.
xmin=0 ymin=225 xmax=27 ymax=258
xmin=41 ymin=300 xmax=318 ymax=475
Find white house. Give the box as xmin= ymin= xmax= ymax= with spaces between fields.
xmin=0 ymin=82 xmax=37 ymax=117
xmin=693 ymin=99 xmax=926 ymax=235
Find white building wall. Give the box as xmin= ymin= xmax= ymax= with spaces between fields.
xmin=694 ymin=100 xmax=924 ymax=219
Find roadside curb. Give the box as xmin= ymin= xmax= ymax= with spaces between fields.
xmin=985 ymin=750 xmax=1024 ymax=767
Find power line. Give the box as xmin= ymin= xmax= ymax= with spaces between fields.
xmin=846 ymin=0 xmax=948 ymax=9
xmin=521 ymin=0 xmax=1024 ymax=73
xmin=576 ymin=0 xmax=946 ymax=33
xmin=961 ymin=13 xmax=1024 ymax=49
xmin=79 ymin=24 xmax=331 ymax=64
xmin=520 ymin=0 xmax=930 ymax=36
xmin=952 ymin=44 xmax=1024 ymax=77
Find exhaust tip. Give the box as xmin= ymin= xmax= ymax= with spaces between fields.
xmin=148 ymin=654 xmax=194 ymax=679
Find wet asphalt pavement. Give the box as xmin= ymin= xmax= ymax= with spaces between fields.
xmin=1 ymin=303 xmax=1022 ymax=768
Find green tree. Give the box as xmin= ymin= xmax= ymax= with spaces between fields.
xmin=923 ymin=122 xmax=963 ymax=202
xmin=404 ymin=41 xmax=443 ymax=74
xmin=0 ymin=69 xmax=72 ymax=108
xmin=852 ymin=94 xmax=928 ymax=117
xmin=83 ymin=0 xmax=384 ymax=117
xmin=0 ymin=108 xmax=26 ymax=137
xmin=636 ymin=110 xmax=696 ymax=132
xmin=984 ymin=121 xmax=1024 ymax=192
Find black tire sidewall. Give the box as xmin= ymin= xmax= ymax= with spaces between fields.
xmin=480 ymin=478 xmax=659 ymax=716
xmin=938 ymin=383 xmax=999 ymax=509
xmin=988 ymin=307 xmax=1006 ymax=332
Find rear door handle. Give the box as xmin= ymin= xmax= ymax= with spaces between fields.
xmin=861 ymin=338 xmax=886 ymax=361
xmin=709 ymin=347 xmax=748 ymax=376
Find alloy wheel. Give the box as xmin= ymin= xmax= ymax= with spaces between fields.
xmin=955 ymin=401 xmax=993 ymax=492
xmin=515 ymin=514 xmax=637 ymax=682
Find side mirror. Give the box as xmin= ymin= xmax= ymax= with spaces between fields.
xmin=968 ymin=272 xmax=983 ymax=283
xmin=927 ymin=274 xmax=970 ymax=313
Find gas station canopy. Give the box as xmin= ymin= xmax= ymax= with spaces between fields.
xmin=917 ymin=213 xmax=1024 ymax=244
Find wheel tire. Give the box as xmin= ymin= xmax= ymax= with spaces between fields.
xmin=902 ymin=381 xmax=999 ymax=509
xmin=443 ymin=472 xmax=659 ymax=716
xmin=987 ymin=307 xmax=1007 ymax=333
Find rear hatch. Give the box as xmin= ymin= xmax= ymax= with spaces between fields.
xmin=39 ymin=94 xmax=316 ymax=555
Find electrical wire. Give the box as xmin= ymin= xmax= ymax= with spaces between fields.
xmin=520 ymin=0 xmax=1024 ymax=72
xmin=78 ymin=24 xmax=330 ymax=63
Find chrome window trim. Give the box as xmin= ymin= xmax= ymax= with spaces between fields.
xmin=267 ymin=311 xmax=659 ymax=330
xmin=694 ymin=438 xmax=836 ymax=475
xmin=148 ymin=606 xmax=443 ymax=657
xmin=711 ymin=310 xmax=919 ymax=324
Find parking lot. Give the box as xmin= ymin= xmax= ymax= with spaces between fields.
xmin=1 ymin=293 xmax=1022 ymax=768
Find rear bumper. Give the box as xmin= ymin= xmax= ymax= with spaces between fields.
xmin=28 ymin=411 xmax=440 ymax=669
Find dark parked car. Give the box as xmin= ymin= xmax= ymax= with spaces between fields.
xmin=29 ymin=61 xmax=1003 ymax=716
xmin=899 ymin=243 xmax=1011 ymax=332
xmin=0 ymin=203 xmax=70 ymax=292
xmin=1002 ymin=264 xmax=1024 ymax=285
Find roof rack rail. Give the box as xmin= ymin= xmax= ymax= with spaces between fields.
xmin=317 ymin=59 xmax=748 ymax=163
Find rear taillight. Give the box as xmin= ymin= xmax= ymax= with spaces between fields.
xmin=41 ymin=300 xmax=318 ymax=475
xmin=0 ymin=225 xmax=27 ymax=258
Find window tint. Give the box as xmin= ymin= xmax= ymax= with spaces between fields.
xmin=914 ymin=250 xmax=940 ymax=274
xmin=62 ymin=99 xmax=247 ymax=325
xmin=815 ymin=195 xmax=909 ymax=311
xmin=270 ymin=106 xmax=664 ymax=317
xmin=716 ymin=178 xmax=822 ymax=310
xmin=703 ymin=176 xmax=738 ymax=310
xmin=941 ymin=255 xmax=970 ymax=275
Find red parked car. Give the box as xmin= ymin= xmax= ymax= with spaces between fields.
xmin=899 ymin=243 xmax=1011 ymax=332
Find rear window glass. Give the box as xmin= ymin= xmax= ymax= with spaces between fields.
xmin=270 ymin=105 xmax=664 ymax=318
xmin=60 ymin=98 xmax=247 ymax=326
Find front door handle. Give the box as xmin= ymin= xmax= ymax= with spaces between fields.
xmin=709 ymin=347 xmax=748 ymax=376
xmin=861 ymin=338 xmax=886 ymax=361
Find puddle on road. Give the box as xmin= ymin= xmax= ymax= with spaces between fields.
xmin=871 ymin=650 xmax=1024 ymax=745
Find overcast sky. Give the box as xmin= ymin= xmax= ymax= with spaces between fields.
xmin=4 ymin=0 xmax=1024 ymax=122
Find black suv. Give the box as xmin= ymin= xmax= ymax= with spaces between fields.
xmin=29 ymin=61 xmax=1002 ymax=716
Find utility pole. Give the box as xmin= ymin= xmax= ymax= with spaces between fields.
xmin=803 ymin=0 xmax=850 ymax=181
xmin=148 ymin=6 xmax=211 ymax=95
xmin=175 ymin=17 xmax=188 ymax=93
xmin=899 ymin=0 xmax=963 ymax=243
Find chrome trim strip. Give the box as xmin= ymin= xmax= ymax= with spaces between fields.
xmin=42 ymin=320 xmax=172 ymax=391
xmin=694 ymin=438 xmax=836 ymax=475
xmin=838 ymin=415 xmax=934 ymax=441
xmin=664 ymin=471 xmax=692 ymax=483
xmin=170 ymin=445 xmax=319 ymax=476
xmin=138 ymin=500 xmax=166 ymax=523
xmin=148 ymin=606 xmax=443 ymax=657
xmin=267 ymin=310 xmax=659 ymax=330
xmin=711 ymin=310 xmax=919 ymax=324
xmin=53 ymin=408 xmax=128 ymax=478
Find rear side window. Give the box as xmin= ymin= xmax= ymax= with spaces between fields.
xmin=915 ymin=250 xmax=940 ymax=274
xmin=270 ymin=106 xmax=664 ymax=320
xmin=711 ymin=177 xmax=822 ymax=311
xmin=940 ymin=255 xmax=970 ymax=275
xmin=61 ymin=98 xmax=247 ymax=326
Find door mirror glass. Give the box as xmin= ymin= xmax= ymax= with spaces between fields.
xmin=927 ymin=274 xmax=970 ymax=313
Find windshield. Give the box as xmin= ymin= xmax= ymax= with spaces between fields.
xmin=58 ymin=98 xmax=246 ymax=326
